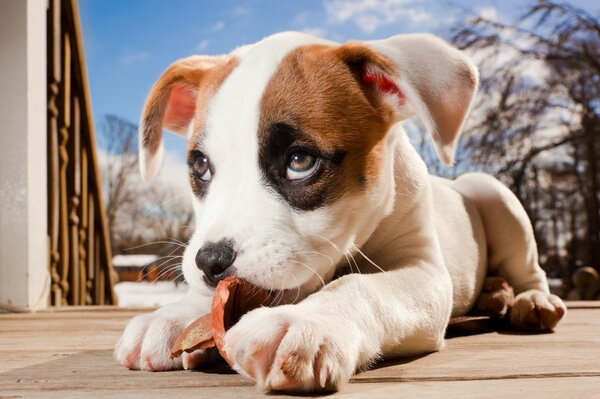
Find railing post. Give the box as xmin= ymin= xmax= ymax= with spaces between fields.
xmin=46 ymin=0 xmax=117 ymax=306
xmin=0 ymin=0 xmax=50 ymax=311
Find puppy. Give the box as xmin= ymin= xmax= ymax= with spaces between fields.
xmin=115 ymin=32 xmax=566 ymax=392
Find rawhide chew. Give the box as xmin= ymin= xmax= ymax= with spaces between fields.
xmin=171 ymin=276 xmax=275 ymax=364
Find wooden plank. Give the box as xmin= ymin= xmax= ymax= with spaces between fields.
xmin=0 ymin=306 xmax=598 ymax=397
xmin=2 ymin=377 xmax=600 ymax=399
xmin=355 ymin=306 xmax=600 ymax=382
xmin=565 ymin=301 xmax=600 ymax=309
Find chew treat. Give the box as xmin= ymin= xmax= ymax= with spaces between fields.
xmin=171 ymin=276 xmax=275 ymax=364
xmin=171 ymin=314 xmax=214 ymax=358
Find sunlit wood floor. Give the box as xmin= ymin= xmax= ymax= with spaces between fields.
xmin=1 ymin=302 xmax=599 ymax=398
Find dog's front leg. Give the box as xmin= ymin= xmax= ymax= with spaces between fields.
xmin=223 ymin=265 xmax=452 ymax=392
xmin=115 ymin=288 xmax=213 ymax=371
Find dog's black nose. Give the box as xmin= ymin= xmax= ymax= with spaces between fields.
xmin=195 ymin=239 xmax=237 ymax=285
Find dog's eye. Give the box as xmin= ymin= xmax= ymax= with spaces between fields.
xmin=286 ymin=151 xmax=319 ymax=180
xmin=191 ymin=152 xmax=212 ymax=182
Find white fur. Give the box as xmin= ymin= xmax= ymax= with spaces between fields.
xmin=116 ymin=32 xmax=565 ymax=392
xmin=139 ymin=141 xmax=163 ymax=181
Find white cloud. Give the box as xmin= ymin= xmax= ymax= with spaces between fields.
xmin=231 ymin=5 xmax=251 ymax=17
xmin=477 ymin=6 xmax=499 ymax=21
xmin=119 ymin=51 xmax=150 ymax=65
xmin=211 ymin=21 xmax=225 ymax=32
xmin=355 ymin=15 xmax=380 ymax=34
xmin=324 ymin=0 xmax=432 ymax=34
xmin=408 ymin=9 xmax=431 ymax=23
xmin=294 ymin=12 xmax=310 ymax=25
xmin=196 ymin=39 xmax=210 ymax=51
xmin=302 ymin=27 xmax=328 ymax=37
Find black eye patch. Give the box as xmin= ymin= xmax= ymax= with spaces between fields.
xmin=257 ymin=122 xmax=345 ymax=211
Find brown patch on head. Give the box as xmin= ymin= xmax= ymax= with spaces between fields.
xmin=257 ymin=43 xmax=397 ymax=210
xmin=139 ymin=55 xmax=238 ymax=173
xmin=186 ymin=58 xmax=239 ymax=153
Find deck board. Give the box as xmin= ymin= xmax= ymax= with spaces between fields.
xmin=1 ymin=302 xmax=599 ymax=398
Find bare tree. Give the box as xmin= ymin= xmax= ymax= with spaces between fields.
xmin=98 ymin=114 xmax=140 ymax=250
xmin=98 ymin=114 xmax=194 ymax=265
xmin=448 ymin=1 xmax=600 ymax=277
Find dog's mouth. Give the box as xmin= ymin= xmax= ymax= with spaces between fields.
xmin=202 ymin=267 xmax=238 ymax=288
xmin=202 ymin=275 xmax=218 ymax=288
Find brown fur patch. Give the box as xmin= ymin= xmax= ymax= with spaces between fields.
xmin=257 ymin=44 xmax=397 ymax=210
xmin=140 ymin=55 xmax=238 ymax=156
xmin=187 ymin=58 xmax=239 ymax=152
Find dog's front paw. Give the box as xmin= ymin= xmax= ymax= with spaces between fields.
xmin=509 ymin=289 xmax=566 ymax=330
xmin=115 ymin=311 xmax=211 ymax=371
xmin=222 ymin=305 xmax=359 ymax=392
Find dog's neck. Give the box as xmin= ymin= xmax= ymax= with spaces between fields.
xmin=296 ymin=125 xmax=422 ymax=295
xmin=358 ymin=129 xmax=445 ymax=271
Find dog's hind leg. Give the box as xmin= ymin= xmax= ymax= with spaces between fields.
xmin=452 ymin=173 xmax=566 ymax=330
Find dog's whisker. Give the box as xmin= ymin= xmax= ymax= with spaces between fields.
xmin=140 ymin=261 xmax=181 ymax=282
xmin=273 ymin=274 xmax=288 ymax=307
xmin=169 ymin=271 xmax=185 ymax=284
xmin=263 ymin=269 xmax=285 ymax=307
xmin=287 ymin=259 xmax=325 ymax=288
xmin=124 ymin=241 xmax=186 ymax=251
xmin=314 ymin=234 xmax=358 ymax=274
xmin=137 ymin=258 xmax=179 ymax=282
xmin=161 ymin=236 xmax=187 ymax=247
xmin=315 ymin=233 xmax=357 ymax=274
xmin=314 ymin=234 xmax=340 ymax=253
xmin=245 ymin=281 xmax=268 ymax=305
xmin=352 ymin=245 xmax=387 ymax=274
xmin=154 ymin=264 xmax=183 ymax=281
xmin=154 ymin=266 xmax=182 ymax=281
xmin=289 ymin=272 xmax=302 ymax=304
xmin=144 ymin=247 xmax=187 ymax=278
xmin=137 ymin=262 xmax=177 ymax=282
xmin=346 ymin=250 xmax=362 ymax=274
xmin=142 ymin=193 xmax=189 ymax=218
xmin=135 ymin=254 xmax=183 ymax=278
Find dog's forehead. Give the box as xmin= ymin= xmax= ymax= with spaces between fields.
xmin=200 ymin=32 xmax=333 ymax=164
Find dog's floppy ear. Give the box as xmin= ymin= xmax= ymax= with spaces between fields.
xmin=336 ymin=34 xmax=478 ymax=165
xmin=139 ymin=55 xmax=234 ymax=180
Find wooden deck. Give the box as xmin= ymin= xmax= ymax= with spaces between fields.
xmin=1 ymin=302 xmax=599 ymax=398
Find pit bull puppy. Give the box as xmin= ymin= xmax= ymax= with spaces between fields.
xmin=115 ymin=32 xmax=566 ymax=392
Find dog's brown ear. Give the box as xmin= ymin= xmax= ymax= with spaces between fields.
xmin=337 ymin=34 xmax=478 ymax=165
xmin=139 ymin=55 xmax=235 ymax=180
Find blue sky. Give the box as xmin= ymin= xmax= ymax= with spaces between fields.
xmin=79 ymin=0 xmax=597 ymax=158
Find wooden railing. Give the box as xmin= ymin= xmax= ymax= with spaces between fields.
xmin=47 ymin=0 xmax=117 ymax=306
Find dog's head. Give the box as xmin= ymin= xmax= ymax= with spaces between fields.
xmin=138 ymin=32 xmax=477 ymax=296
